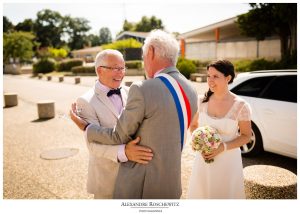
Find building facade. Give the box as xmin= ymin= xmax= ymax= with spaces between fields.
xmin=179 ymin=17 xmax=281 ymax=61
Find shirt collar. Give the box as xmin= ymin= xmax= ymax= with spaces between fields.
xmin=153 ymin=68 xmax=164 ymax=78
xmin=95 ymin=80 xmax=111 ymax=93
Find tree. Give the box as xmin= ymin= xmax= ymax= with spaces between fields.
xmin=34 ymin=9 xmax=65 ymax=48
xmin=121 ymin=16 xmax=164 ymax=33
xmin=3 ymin=31 xmax=36 ymax=63
xmin=3 ymin=16 xmax=14 ymax=33
xmin=87 ymin=34 xmax=100 ymax=46
xmin=99 ymin=27 xmax=112 ymax=45
xmin=15 ymin=19 xmax=34 ymax=32
xmin=123 ymin=19 xmax=135 ymax=31
xmin=135 ymin=16 xmax=164 ymax=32
xmin=237 ymin=3 xmax=297 ymax=60
xmin=63 ymin=16 xmax=91 ymax=50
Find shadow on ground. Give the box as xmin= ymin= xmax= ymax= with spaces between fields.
xmin=31 ymin=118 xmax=54 ymax=123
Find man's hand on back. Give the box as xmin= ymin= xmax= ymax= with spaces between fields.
xmin=125 ymin=137 xmax=153 ymax=164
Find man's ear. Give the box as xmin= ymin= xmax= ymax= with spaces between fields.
xmin=96 ymin=67 xmax=102 ymax=76
xmin=149 ymin=45 xmax=155 ymax=60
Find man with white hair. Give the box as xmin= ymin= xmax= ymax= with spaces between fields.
xmin=76 ymin=49 xmax=153 ymax=199
xmin=71 ymin=31 xmax=198 ymax=199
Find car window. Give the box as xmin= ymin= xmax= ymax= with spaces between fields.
xmin=261 ymin=75 xmax=297 ymax=103
xmin=231 ymin=76 xmax=274 ymax=97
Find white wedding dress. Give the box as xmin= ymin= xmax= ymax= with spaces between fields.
xmin=187 ymin=96 xmax=251 ymax=199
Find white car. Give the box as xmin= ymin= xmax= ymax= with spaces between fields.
xmin=229 ymin=70 xmax=297 ymax=159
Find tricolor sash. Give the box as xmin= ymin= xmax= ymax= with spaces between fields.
xmin=156 ymin=73 xmax=191 ymax=151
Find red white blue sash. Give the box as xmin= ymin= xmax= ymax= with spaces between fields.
xmin=156 ymin=73 xmax=191 ymax=150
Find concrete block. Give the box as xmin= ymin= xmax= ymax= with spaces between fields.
xmin=37 ymin=100 xmax=55 ymax=119
xmin=125 ymin=81 xmax=133 ymax=87
xmin=4 ymin=93 xmax=18 ymax=107
xmin=75 ymin=77 xmax=80 ymax=84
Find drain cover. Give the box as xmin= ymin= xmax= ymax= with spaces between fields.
xmin=40 ymin=148 xmax=79 ymax=160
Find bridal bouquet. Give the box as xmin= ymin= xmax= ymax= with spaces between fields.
xmin=191 ymin=125 xmax=222 ymax=163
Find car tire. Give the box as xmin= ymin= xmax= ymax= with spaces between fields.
xmin=240 ymin=121 xmax=264 ymax=157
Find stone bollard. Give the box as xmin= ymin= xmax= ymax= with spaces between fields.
xmin=4 ymin=93 xmax=18 ymax=107
xmin=75 ymin=76 xmax=80 ymax=84
xmin=47 ymin=76 xmax=52 ymax=81
xmin=58 ymin=76 xmax=64 ymax=82
xmin=125 ymin=81 xmax=133 ymax=87
xmin=243 ymin=165 xmax=297 ymax=199
xmin=37 ymin=100 xmax=55 ymax=119
xmin=38 ymin=73 xmax=43 ymax=79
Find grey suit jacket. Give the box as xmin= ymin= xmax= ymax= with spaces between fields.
xmin=87 ymin=66 xmax=198 ymax=199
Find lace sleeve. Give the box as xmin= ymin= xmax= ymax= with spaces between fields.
xmin=238 ymin=102 xmax=252 ymax=121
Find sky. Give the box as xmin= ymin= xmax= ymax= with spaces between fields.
xmin=2 ymin=0 xmax=252 ymax=38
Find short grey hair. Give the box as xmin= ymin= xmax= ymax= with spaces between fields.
xmin=94 ymin=49 xmax=124 ymax=72
xmin=142 ymin=30 xmax=179 ymax=65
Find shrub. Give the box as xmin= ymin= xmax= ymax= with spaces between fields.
xmin=233 ymin=60 xmax=252 ymax=72
xmin=72 ymin=66 xmax=95 ymax=74
xmin=48 ymin=47 xmax=68 ymax=60
xmin=125 ymin=60 xmax=142 ymax=69
xmin=102 ymin=38 xmax=142 ymax=50
xmin=33 ymin=58 xmax=56 ymax=74
xmin=249 ymin=58 xmax=277 ymax=71
xmin=176 ymin=57 xmax=196 ymax=79
xmin=276 ymin=51 xmax=297 ymax=69
xmin=57 ymin=58 xmax=83 ymax=71
xmin=190 ymin=59 xmax=210 ymax=68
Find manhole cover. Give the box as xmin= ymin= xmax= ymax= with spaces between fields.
xmin=40 ymin=148 xmax=79 ymax=160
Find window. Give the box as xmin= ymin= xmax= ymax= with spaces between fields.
xmin=261 ymin=75 xmax=297 ymax=103
xmin=231 ymin=76 xmax=274 ymax=98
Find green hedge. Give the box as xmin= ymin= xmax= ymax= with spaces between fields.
xmin=176 ymin=57 xmax=197 ymax=79
xmin=125 ymin=60 xmax=142 ymax=69
xmin=57 ymin=58 xmax=83 ymax=71
xmin=233 ymin=58 xmax=293 ymax=72
xmin=33 ymin=58 xmax=56 ymax=74
xmin=233 ymin=60 xmax=252 ymax=72
xmin=72 ymin=66 xmax=95 ymax=74
xmin=190 ymin=59 xmax=210 ymax=68
xmin=102 ymin=38 xmax=142 ymax=50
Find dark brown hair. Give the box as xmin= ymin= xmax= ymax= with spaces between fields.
xmin=202 ymin=60 xmax=235 ymax=103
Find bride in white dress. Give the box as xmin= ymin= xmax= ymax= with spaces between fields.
xmin=187 ymin=60 xmax=252 ymax=199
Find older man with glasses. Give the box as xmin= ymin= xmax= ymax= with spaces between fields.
xmin=75 ymin=49 xmax=153 ymax=199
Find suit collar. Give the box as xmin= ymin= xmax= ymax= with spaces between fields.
xmin=157 ymin=66 xmax=179 ymax=76
xmin=120 ymin=88 xmax=128 ymax=108
xmin=93 ymin=84 xmax=127 ymax=118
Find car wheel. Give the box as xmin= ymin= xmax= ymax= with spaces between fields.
xmin=240 ymin=121 xmax=263 ymax=157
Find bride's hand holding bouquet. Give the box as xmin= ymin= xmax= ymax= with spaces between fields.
xmin=191 ymin=125 xmax=224 ymax=163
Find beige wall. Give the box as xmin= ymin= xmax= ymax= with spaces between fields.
xmin=186 ymin=42 xmax=216 ymax=60
xmin=185 ymin=39 xmax=281 ymax=61
xmin=258 ymin=39 xmax=281 ymax=60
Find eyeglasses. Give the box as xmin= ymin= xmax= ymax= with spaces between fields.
xmin=99 ymin=66 xmax=126 ymax=72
